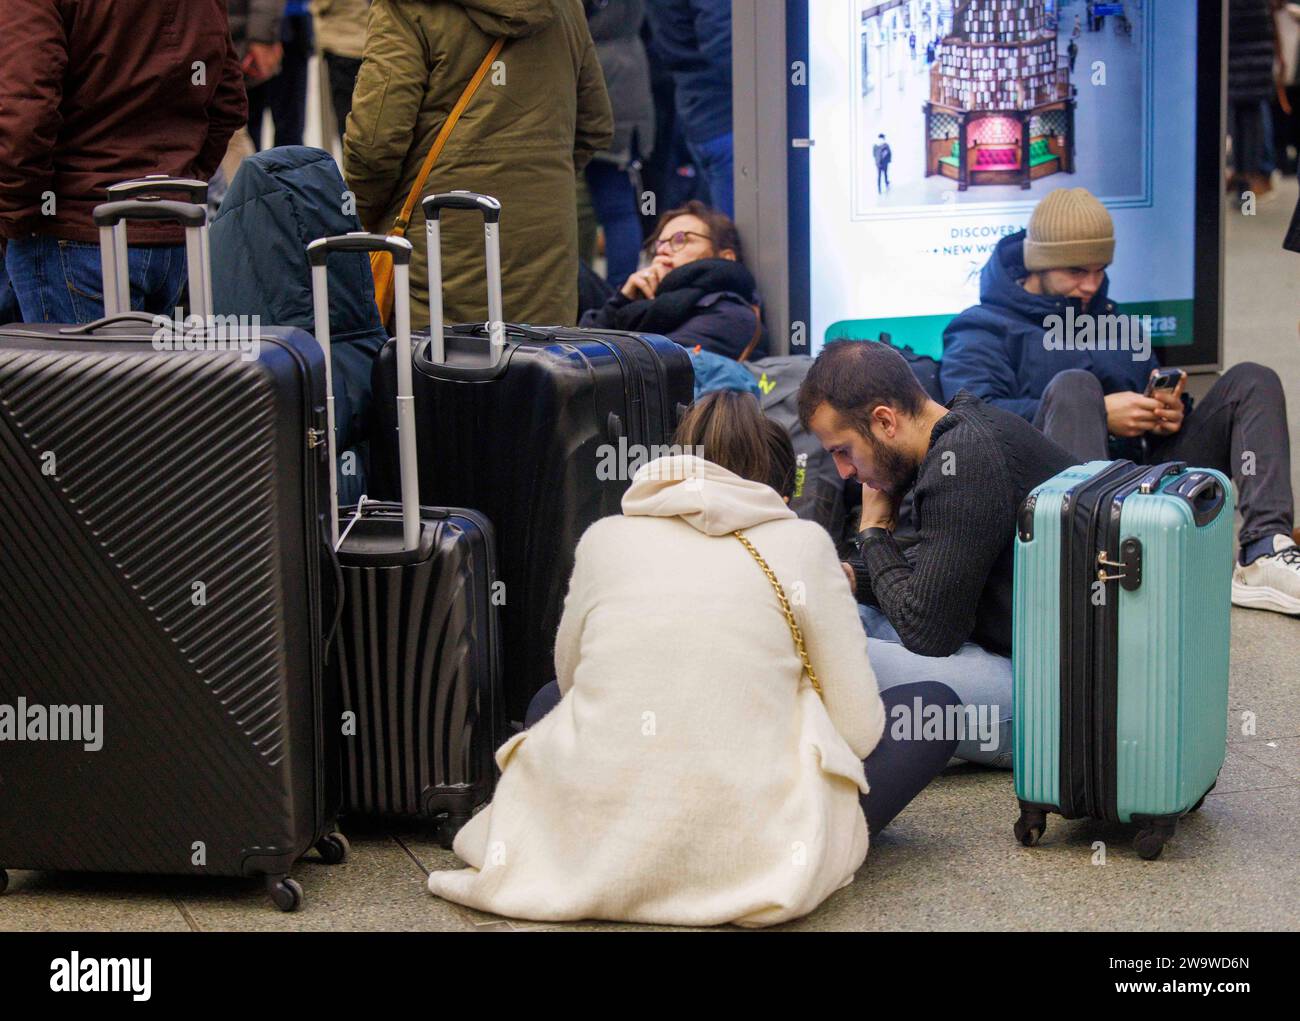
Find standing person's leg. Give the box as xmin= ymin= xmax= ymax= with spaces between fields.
xmin=135 ymin=244 xmax=188 ymax=317
xmin=246 ymin=82 xmax=271 ymax=152
xmin=584 ymin=159 xmax=643 ymax=291
xmin=8 ymin=236 xmax=189 ymax=324
xmin=5 ymin=236 xmax=102 ymax=323
xmin=1031 ymin=368 xmax=1110 ymax=460
xmin=860 ymin=606 xmax=1013 ymax=768
xmin=269 ymin=13 xmax=312 ymax=147
xmin=859 ymin=680 xmax=960 ymax=836
xmin=1147 ymin=362 xmax=1294 ymax=554
xmin=687 ymin=132 xmax=735 ymax=218
xmin=324 ymin=51 xmax=363 ymax=141
xmin=0 ymin=244 xmax=20 ymax=324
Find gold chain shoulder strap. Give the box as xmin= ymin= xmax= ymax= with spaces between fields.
xmin=732 ymin=529 xmax=823 ymax=699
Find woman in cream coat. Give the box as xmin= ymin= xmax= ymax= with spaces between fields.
xmin=427 ymin=393 xmax=956 ymax=927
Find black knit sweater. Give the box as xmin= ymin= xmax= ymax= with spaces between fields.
xmin=850 ymin=392 xmax=1074 ymax=658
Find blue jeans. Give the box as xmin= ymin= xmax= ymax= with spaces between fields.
xmin=859 ymin=605 xmax=1013 ymax=769
xmin=687 ymin=131 xmax=735 ymax=219
xmin=0 ymin=249 xmax=19 ymax=324
xmin=4 ymin=236 xmax=187 ymax=324
xmin=584 ymin=158 xmax=643 ymax=291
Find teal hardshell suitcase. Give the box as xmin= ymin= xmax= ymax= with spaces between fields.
xmin=1012 ymin=460 xmax=1234 ymax=859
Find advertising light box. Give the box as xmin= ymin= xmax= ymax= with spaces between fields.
xmin=785 ymin=0 xmax=1223 ymax=366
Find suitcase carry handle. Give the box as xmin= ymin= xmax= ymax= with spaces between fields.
xmin=307 ymin=232 xmax=420 ymax=553
xmin=106 ymin=176 xmax=209 ymax=203
xmin=1172 ymin=472 xmax=1228 ymax=527
xmin=57 ymin=311 xmax=159 ymax=335
xmin=422 ymin=191 xmax=505 ymax=367
xmin=91 ymin=199 xmax=213 ymax=323
xmin=448 ymin=320 xmax=550 ymax=342
xmin=106 ymin=178 xmax=210 ymax=315
xmin=1136 ymin=461 xmax=1188 ymax=494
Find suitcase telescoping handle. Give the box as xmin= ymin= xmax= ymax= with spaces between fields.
xmin=105 ymin=177 xmax=211 ymax=315
xmin=1137 ymin=461 xmax=1188 ymax=494
xmin=422 ymin=191 xmax=505 ymax=366
xmin=92 ymin=199 xmax=212 ymax=322
xmin=307 ymin=232 xmax=420 ymax=552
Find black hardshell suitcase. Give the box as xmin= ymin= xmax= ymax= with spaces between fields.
xmin=0 ymin=197 xmax=345 ymax=911
xmin=309 ymin=233 xmax=503 ymax=845
xmin=371 ymin=193 xmax=694 ymax=725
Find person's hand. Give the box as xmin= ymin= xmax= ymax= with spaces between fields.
xmin=1104 ymin=391 xmax=1162 ymax=437
xmin=619 ymin=262 xmax=667 ymax=300
xmin=859 ymin=483 xmax=895 ymax=532
xmin=1150 ymin=376 xmax=1186 ymax=436
xmin=840 ymin=562 xmax=857 ymax=596
xmin=243 ymin=42 xmax=284 ymax=84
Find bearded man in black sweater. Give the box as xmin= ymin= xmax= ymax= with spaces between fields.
xmin=799 ymin=340 xmax=1075 ymax=768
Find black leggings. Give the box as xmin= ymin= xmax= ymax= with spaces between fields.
xmin=523 ymin=679 xmax=959 ymax=837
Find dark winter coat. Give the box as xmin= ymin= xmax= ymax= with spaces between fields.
xmin=580 ymin=258 xmax=766 ymax=361
xmin=344 ymin=0 xmax=613 ymax=329
xmin=643 ymin=0 xmax=733 ymax=145
xmin=211 ymin=145 xmax=384 ymax=499
xmin=940 ymin=232 xmax=1155 ymax=422
xmin=0 ymin=0 xmax=246 ymax=244
xmin=1228 ymin=0 xmax=1279 ymax=103
xmin=586 ymin=0 xmax=655 ymax=166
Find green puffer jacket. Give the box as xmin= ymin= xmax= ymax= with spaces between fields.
xmin=344 ymin=0 xmax=614 ymax=329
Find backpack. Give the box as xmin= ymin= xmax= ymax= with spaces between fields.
xmin=210 ymin=146 xmax=385 ymax=504
xmin=746 ymin=355 xmax=852 ymax=536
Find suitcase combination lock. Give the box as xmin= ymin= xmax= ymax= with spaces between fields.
xmin=1096 ymin=538 xmax=1143 ymax=591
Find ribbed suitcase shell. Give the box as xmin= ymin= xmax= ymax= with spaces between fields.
xmin=0 ymin=323 xmax=338 ymax=881
xmin=336 ymin=505 xmax=501 ymax=828
xmin=1014 ymin=461 xmax=1233 ymax=826
xmin=372 ymin=326 xmax=693 ymax=724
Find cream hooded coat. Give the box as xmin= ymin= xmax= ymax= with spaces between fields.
xmin=426 ymin=456 xmax=887 ymax=927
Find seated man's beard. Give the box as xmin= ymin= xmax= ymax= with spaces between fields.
xmin=866 ymin=430 xmax=919 ymax=497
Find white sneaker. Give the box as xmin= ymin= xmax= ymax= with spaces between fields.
xmin=1231 ymin=535 xmax=1300 ymax=615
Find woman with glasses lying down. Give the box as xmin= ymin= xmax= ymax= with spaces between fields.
xmin=425 ymin=392 xmax=962 ymax=928
xmin=579 ymin=200 xmax=768 ymax=362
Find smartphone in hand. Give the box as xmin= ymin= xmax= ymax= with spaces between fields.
xmin=1144 ymin=367 xmax=1186 ymax=397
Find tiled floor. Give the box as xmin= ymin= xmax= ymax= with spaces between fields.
xmin=2 ymin=180 xmax=1297 ymax=933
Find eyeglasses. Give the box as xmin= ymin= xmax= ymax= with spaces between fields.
xmin=645 ymin=230 xmax=713 ymax=254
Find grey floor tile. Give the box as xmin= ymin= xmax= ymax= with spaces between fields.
xmin=1237 ymin=736 xmax=1300 ymax=784
xmin=0 ymin=871 xmax=191 ymax=932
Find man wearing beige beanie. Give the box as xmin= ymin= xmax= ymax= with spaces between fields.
xmin=942 ymin=187 xmax=1300 ymax=617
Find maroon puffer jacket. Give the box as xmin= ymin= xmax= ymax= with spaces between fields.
xmin=0 ymin=0 xmax=247 ymax=244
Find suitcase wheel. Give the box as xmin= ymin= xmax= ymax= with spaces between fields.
xmin=266 ymin=875 xmax=304 ymax=912
xmin=314 ymin=831 xmax=351 ymax=865
xmin=1013 ymin=807 xmax=1047 ymax=847
xmin=0 ymin=869 xmax=8 ymax=895
xmin=1133 ymin=826 xmax=1173 ymax=861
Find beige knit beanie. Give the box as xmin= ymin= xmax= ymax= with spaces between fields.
xmin=1023 ymin=188 xmax=1115 ymax=271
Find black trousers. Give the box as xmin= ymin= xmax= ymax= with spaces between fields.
xmin=1034 ymin=365 xmax=1295 ymax=547
xmin=246 ymin=13 xmax=313 ymax=150
xmin=524 ymin=678 xmax=959 ymax=837
xmin=324 ymin=50 xmax=363 ymax=142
